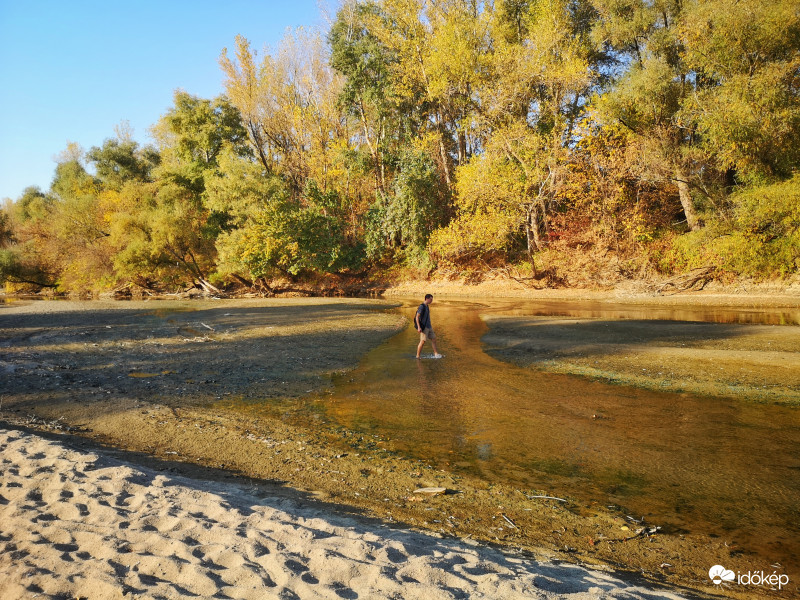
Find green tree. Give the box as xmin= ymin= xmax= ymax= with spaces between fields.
xmin=670 ymin=175 xmax=800 ymax=277
xmin=0 ymin=203 xmax=11 ymax=248
xmin=106 ymin=91 xmax=255 ymax=291
xmin=151 ymin=90 xmax=250 ymax=194
xmin=362 ymin=0 xmax=492 ymax=187
xmin=87 ymin=138 xmax=160 ymax=190
xmin=206 ymin=148 xmax=365 ymax=281
xmin=329 ymin=1 xmax=398 ymax=194
xmin=678 ymin=0 xmax=800 ymax=182
xmin=590 ymin=0 xmax=721 ymax=231
xmin=369 ymin=149 xmax=445 ymax=263
xmin=592 ymin=0 xmax=800 ymax=233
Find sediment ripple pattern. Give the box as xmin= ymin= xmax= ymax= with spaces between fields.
xmin=0 ymin=428 xmax=684 ymax=599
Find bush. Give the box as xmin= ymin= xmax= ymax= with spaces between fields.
xmin=668 ymin=175 xmax=800 ymax=277
xmin=427 ymin=207 xmax=520 ymax=266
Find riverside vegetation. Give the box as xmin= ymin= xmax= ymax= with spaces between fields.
xmin=1 ymin=0 xmax=799 ymax=296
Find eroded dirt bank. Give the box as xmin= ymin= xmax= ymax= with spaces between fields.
xmin=1 ymin=295 xmax=797 ymax=599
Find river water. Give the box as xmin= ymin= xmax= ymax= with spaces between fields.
xmin=309 ymin=298 xmax=800 ymax=571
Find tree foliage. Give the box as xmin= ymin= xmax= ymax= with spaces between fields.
xmin=4 ymin=0 xmax=799 ymax=294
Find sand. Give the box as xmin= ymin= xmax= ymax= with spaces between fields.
xmin=0 ymin=427 xmax=692 ymax=600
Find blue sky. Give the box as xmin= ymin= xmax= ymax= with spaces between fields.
xmin=0 ymin=0 xmax=330 ymax=200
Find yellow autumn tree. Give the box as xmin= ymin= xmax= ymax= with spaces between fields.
xmin=219 ymin=29 xmax=347 ymax=195
xmin=430 ymin=0 xmax=602 ymax=265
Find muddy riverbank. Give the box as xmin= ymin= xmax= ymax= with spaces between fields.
xmin=1 ymin=294 xmax=798 ymax=598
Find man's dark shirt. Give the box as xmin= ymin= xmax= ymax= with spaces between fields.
xmin=416 ymin=303 xmax=431 ymax=330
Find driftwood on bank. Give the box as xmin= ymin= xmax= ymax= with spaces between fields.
xmin=196 ymin=278 xmax=224 ymax=297
xmin=654 ymin=266 xmax=718 ymax=295
xmin=476 ymin=266 xmax=566 ymax=289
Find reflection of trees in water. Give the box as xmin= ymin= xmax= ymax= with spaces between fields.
xmin=414 ymin=353 xmax=465 ymax=443
xmin=328 ymin=300 xmax=800 ymax=571
xmin=410 ymin=305 xmax=497 ymax=465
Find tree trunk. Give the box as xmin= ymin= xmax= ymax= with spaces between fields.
xmin=248 ymin=121 xmax=271 ymax=173
xmin=358 ymin=99 xmax=384 ymax=195
xmin=457 ymin=131 xmax=467 ymax=166
xmin=674 ymin=169 xmax=701 ymax=231
xmin=196 ymin=278 xmax=223 ymax=296
xmin=525 ymin=202 xmax=543 ymax=258
xmin=438 ymin=134 xmax=452 ymax=188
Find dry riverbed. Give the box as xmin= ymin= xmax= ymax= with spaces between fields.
xmin=1 ymin=295 xmax=797 ymax=598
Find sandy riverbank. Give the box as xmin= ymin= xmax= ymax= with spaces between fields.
xmin=1 ymin=293 xmax=797 ymax=598
xmin=382 ymin=277 xmax=800 ymax=307
xmin=481 ymin=314 xmax=800 ymax=404
xmin=0 ymin=426 xmax=697 ymax=600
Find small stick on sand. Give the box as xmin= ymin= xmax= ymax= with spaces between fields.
xmin=501 ymin=514 xmax=517 ymax=529
xmin=413 ymin=487 xmax=447 ymax=496
xmin=621 ymin=526 xmax=661 ymax=542
xmin=525 ymin=494 xmax=568 ymax=502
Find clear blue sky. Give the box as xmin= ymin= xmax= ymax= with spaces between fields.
xmin=0 ymin=0 xmax=330 ymax=200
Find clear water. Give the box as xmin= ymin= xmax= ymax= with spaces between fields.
xmin=315 ymin=298 xmax=800 ymax=569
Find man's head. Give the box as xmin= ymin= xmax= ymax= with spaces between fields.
xmin=424 ymin=293 xmax=433 ymax=304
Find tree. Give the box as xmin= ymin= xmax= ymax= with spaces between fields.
xmin=362 ymin=0 xmax=492 ymax=186
xmin=151 ymin=90 xmax=250 ymax=194
xmin=107 ymin=179 xmax=219 ymax=290
xmin=236 ymin=191 xmax=360 ymax=278
xmin=205 ymin=148 xmax=365 ymax=283
xmin=427 ymin=148 xmax=523 ymax=266
xmin=591 ymin=0 xmax=707 ymax=231
xmin=433 ymin=0 xmax=604 ymax=264
xmin=219 ymin=31 xmax=346 ymax=194
xmin=592 ymin=0 xmax=800 ymax=231
xmin=329 ymin=1 xmax=398 ymax=194
xmin=48 ymin=154 xmax=118 ymax=290
xmin=87 ymin=138 xmax=160 ymax=190
xmin=561 ymin=119 xmax=681 ymax=254
xmin=0 ymin=203 xmax=11 ymax=248
xmin=0 ymin=188 xmax=58 ymax=288
xmin=105 ymin=91 xmax=255 ymax=291
xmin=371 ymin=148 xmax=446 ymax=260
xmin=678 ymin=0 xmax=800 ymax=182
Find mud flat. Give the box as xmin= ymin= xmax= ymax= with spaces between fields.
xmin=482 ymin=315 xmax=800 ymax=405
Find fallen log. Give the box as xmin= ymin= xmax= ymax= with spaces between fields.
xmin=196 ymin=278 xmax=225 ymax=297
xmin=655 ymin=266 xmax=717 ymax=295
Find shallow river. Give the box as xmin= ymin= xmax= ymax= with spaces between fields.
xmin=308 ymin=298 xmax=800 ymax=571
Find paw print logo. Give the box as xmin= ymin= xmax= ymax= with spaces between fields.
xmin=709 ymin=565 xmax=735 ymax=585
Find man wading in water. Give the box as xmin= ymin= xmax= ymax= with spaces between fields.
xmin=415 ymin=294 xmax=442 ymax=359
